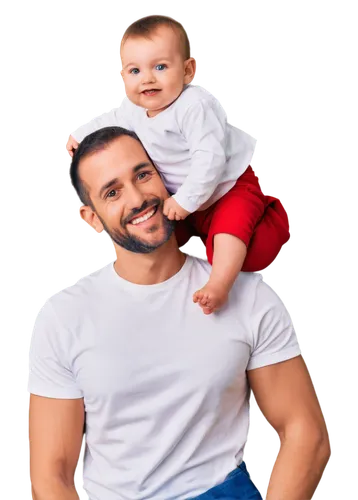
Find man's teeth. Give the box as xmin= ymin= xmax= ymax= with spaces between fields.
xmin=131 ymin=208 xmax=156 ymax=225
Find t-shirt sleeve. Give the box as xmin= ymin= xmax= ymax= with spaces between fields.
xmin=27 ymin=300 xmax=83 ymax=399
xmin=71 ymin=97 xmax=135 ymax=143
xmin=247 ymin=277 xmax=301 ymax=371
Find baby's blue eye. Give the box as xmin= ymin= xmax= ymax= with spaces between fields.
xmin=155 ymin=64 xmax=167 ymax=71
xmin=130 ymin=68 xmax=140 ymax=75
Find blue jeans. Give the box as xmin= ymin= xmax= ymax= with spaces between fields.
xmin=191 ymin=462 xmax=263 ymax=499
xmin=81 ymin=461 xmax=264 ymax=500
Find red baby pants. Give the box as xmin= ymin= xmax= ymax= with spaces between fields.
xmin=175 ymin=166 xmax=290 ymax=272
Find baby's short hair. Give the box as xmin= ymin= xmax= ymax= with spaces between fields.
xmin=122 ymin=15 xmax=190 ymax=60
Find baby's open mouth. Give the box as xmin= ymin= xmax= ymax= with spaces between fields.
xmin=142 ymin=89 xmax=161 ymax=96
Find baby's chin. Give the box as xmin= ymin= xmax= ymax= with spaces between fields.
xmin=146 ymin=106 xmax=167 ymax=117
xmin=145 ymin=99 xmax=179 ymax=116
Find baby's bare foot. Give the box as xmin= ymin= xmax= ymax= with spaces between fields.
xmin=193 ymin=281 xmax=229 ymax=315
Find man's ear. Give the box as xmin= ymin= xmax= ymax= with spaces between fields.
xmin=183 ymin=58 xmax=196 ymax=85
xmin=80 ymin=206 xmax=104 ymax=233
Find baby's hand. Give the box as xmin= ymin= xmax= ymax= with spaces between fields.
xmin=163 ymin=197 xmax=191 ymax=221
xmin=66 ymin=135 xmax=79 ymax=157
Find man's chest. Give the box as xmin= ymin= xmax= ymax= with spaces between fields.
xmin=71 ymin=302 xmax=251 ymax=408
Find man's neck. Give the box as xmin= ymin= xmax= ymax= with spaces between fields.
xmin=113 ymin=236 xmax=187 ymax=285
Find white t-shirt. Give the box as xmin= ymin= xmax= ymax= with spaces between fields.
xmin=72 ymin=85 xmax=257 ymax=213
xmin=28 ymin=255 xmax=300 ymax=500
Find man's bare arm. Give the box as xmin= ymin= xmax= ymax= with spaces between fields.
xmin=29 ymin=395 xmax=85 ymax=500
xmin=247 ymin=355 xmax=330 ymax=500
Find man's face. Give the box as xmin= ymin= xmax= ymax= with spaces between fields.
xmin=79 ymin=135 xmax=174 ymax=253
xmin=120 ymin=26 xmax=190 ymax=117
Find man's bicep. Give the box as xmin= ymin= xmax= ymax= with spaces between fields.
xmin=29 ymin=395 xmax=85 ymax=487
xmin=247 ymin=356 xmax=327 ymax=438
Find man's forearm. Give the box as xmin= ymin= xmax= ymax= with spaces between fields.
xmin=266 ymin=432 xmax=330 ymax=500
xmin=31 ymin=479 xmax=79 ymax=500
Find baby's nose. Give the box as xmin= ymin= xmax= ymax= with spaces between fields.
xmin=141 ymin=69 xmax=156 ymax=84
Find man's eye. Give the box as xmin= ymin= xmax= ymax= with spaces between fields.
xmin=130 ymin=68 xmax=140 ymax=74
xmin=155 ymin=64 xmax=167 ymax=71
xmin=137 ymin=172 xmax=149 ymax=180
xmin=107 ymin=189 xmax=117 ymax=198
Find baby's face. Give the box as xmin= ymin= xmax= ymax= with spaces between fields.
xmin=121 ymin=26 xmax=194 ymax=117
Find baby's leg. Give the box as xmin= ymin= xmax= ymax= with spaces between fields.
xmin=193 ymin=234 xmax=247 ymax=314
xmin=241 ymin=195 xmax=290 ymax=272
xmin=192 ymin=166 xmax=266 ymax=315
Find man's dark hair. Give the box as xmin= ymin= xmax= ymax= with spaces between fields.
xmin=70 ymin=127 xmax=141 ymax=206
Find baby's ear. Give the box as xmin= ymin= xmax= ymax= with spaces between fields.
xmin=120 ymin=69 xmax=124 ymax=80
xmin=184 ymin=58 xmax=196 ymax=84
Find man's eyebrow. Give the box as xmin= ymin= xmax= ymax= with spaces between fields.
xmin=98 ymin=162 xmax=152 ymax=198
xmin=133 ymin=161 xmax=152 ymax=173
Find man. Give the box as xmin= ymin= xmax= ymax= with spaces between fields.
xmin=28 ymin=127 xmax=330 ymax=500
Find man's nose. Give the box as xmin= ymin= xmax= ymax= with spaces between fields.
xmin=124 ymin=184 xmax=146 ymax=211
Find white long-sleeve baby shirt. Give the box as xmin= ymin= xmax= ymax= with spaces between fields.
xmin=72 ymin=85 xmax=256 ymax=212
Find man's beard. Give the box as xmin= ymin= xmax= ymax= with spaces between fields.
xmin=99 ymin=197 xmax=175 ymax=254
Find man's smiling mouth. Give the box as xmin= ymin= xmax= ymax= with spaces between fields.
xmin=129 ymin=206 xmax=158 ymax=225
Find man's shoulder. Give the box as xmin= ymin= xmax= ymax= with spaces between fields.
xmin=230 ymin=271 xmax=264 ymax=313
xmin=229 ymin=267 xmax=264 ymax=293
xmin=45 ymin=263 xmax=114 ymax=318
xmin=189 ymin=255 xmax=263 ymax=303
xmin=232 ymin=272 xmax=287 ymax=317
xmin=222 ymin=268 xmax=289 ymax=330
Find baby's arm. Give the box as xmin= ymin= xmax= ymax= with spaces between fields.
xmin=172 ymin=99 xmax=228 ymax=213
xmin=67 ymin=98 xmax=134 ymax=155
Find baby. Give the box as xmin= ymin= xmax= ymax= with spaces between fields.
xmin=67 ymin=15 xmax=290 ymax=315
